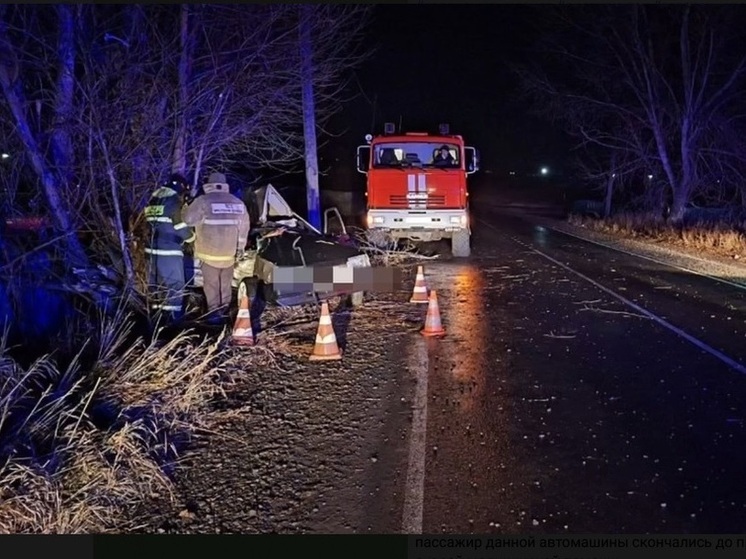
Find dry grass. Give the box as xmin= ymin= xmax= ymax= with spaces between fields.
xmin=0 ymin=225 xmax=431 ymax=533
xmin=568 ymin=211 xmax=746 ymax=258
xmin=0 ymin=298 xmax=243 ymax=533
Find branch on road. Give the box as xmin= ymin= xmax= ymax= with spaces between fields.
xmin=573 ymin=299 xmax=603 ymax=305
xmin=578 ymin=304 xmax=651 ymax=319
xmin=543 ymin=331 xmax=578 ymax=339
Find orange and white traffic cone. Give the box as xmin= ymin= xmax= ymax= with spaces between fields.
xmin=421 ymin=290 xmax=446 ymax=337
xmin=309 ymin=302 xmax=342 ymax=361
xmin=230 ymin=289 xmax=254 ymax=346
xmin=409 ymin=265 xmax=429 ymax=303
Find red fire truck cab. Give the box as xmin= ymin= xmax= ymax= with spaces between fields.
xmin=356 ymin=123 xmax=478 ymax=257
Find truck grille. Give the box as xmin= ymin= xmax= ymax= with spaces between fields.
xmin=389 ymin=194 xmax=446 ymax=206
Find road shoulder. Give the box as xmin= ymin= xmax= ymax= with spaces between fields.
xmin=132 ymin=288 xmax=426 ymax=534
xmin=504 ymin=208 xmax=746 ymax=288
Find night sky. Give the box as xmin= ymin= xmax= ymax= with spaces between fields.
xmin=322 ymin=4 xmax=571 ymax=181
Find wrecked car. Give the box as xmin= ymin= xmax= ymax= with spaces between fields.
xmin=189 ymin=184 xmax=372 ymax=307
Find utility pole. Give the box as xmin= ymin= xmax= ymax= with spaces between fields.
xmin=299 ymin=4 xmax=321 ymax=230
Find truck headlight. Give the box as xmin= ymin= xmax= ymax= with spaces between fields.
xmin=450 ymin=215 xmax=468 ymax=226
xmin=367 ymin=213 xmax=384 ymax=226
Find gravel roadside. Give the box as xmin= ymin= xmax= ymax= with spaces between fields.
xmin=133 ymin=267 xmax=431 ymax=534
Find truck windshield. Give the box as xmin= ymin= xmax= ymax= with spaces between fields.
xmin=372 ymin=142 xmax=460 ymax=169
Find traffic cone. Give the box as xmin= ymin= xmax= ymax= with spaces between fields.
xmin=309 ymin=302 xmax=342 ymax=361
xmin=421 ymin=290 xmax=446 ymax=337
xmin=230 ymin=290 xmax=254 ymax=346
xmin=409 ymin=265 xmax=429 ymax=303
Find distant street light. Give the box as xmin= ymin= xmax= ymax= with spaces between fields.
xmin=1 ymin=153 xmax=9 ymax=160
xmin=540 ymin=167 xmax=548 ymax=175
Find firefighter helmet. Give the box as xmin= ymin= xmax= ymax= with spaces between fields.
xmin=164 ymin=173 xmax=188 ymax=193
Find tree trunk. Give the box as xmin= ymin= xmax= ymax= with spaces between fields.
xmin=102 ymin=144 xmax=136 ymax=289
xmin=668 ymin=183 xmax=691 ymax=223
xmin=299 ymin=4 xmax=321 ymax=231
xmin=50 ymin=4 xmax=76 ymax=191
xmin=173 ymin=3 xmax=193 ymax=177
xmin=603 ymin=174 xmax=614 ymax=218
xmin=603 ymin=152 xmax=618 ymax=219
xmin=0 ymin=19 xmax=88 ymax=267
xmin=125 ymin=5 xmax=149 ymax=198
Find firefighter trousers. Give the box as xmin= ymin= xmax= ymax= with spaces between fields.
xmin=148 ymin=254 xmax=185 ymax=321
xmin=201 ymin=262 xmax=233 ymax=319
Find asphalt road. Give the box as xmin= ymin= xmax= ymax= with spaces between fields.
xmin=393 ymin=206 xmax=746 ymax=534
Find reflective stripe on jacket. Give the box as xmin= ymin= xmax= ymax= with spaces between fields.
xmin=183 ymin=190 xmax=251 ymax=268
xmin=143 ymin=186 xmax=194 ymax=254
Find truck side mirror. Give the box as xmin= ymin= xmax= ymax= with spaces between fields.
xmin=465 ymin=146 xmax=479 ymax=175
xmin=356 ymin=145 xmax=370 ymax=174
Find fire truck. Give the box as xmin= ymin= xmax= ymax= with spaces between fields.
xmin=356 ymin=123 xmax=478 ymax=257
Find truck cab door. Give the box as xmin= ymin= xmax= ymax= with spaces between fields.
xmin=356 ymin=145 xmax=370 ymax=174
xmin=464 ymin=146 xmax=479 ymax=174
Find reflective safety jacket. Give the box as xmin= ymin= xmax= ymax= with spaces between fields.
xmin=143 ymin=186 xmax=195 ymax=256
xmin=183 ymin=190 xmax=251 ymax=269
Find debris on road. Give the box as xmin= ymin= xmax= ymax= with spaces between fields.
xmin=135 ymin=290 xmax=428 ymax=534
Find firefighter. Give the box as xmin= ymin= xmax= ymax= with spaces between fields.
xmin=433 ymin=145 xmax=455 ymax=167
xmin=183 ymin=172 xmax=251 ymax=325
xmin=143 ymin=173 xmax=195 ymax=323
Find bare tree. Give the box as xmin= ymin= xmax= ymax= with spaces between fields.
xmin=0 ymin=4 xmax=372 ymax=302
xmin=517 ymin=5 xmax=746 ymax=221
xmin=70 ymin=5 xmax=176 ymax=290
xmin=300 ymin=4 xmax=321 ymax=229
xmin=175 ymin=5 xmax=372 ymax=181
xmin=0 ymin=5 xmax=89 ymax=266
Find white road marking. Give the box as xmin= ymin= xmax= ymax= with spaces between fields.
xmin=402 ymin=335 xmax=430 ymax=534
xmin=545 ymin=222 xmax=746 ymax=292
xmin=478 ymin=217 xmax=746 ymax=376
xmin=522 ymin=240 xmax=746 ymax=375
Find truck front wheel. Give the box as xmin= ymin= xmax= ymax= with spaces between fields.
xmin=451 ymin=229 xmax=471 ymax=258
